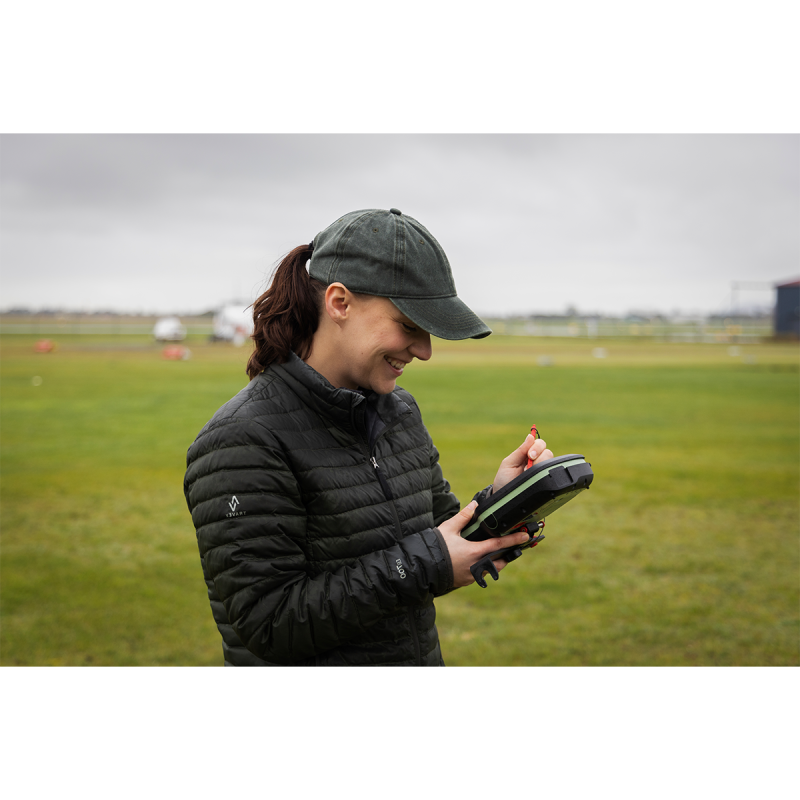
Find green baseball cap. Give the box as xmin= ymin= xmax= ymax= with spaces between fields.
xmin=309 ymin=208 xmax=491 ymax=340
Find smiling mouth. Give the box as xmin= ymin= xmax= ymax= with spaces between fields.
xmin=385 ymin=356 xmax=407 ymax=373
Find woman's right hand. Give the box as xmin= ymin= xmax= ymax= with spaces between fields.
xmin=492 ymin=434 xmax=553 ymax=494
xmin=436 ymin=500 xmax=531 ymax=588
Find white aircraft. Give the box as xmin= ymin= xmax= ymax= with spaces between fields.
xmin=212 ymin=304 xmax=254 ymax=346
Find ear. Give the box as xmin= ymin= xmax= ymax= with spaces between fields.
xmin=323 ymin=283 xmax=351 ymax=325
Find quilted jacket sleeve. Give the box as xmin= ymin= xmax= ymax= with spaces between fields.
xmin=185 ymin=418 xmax=453 ymax=665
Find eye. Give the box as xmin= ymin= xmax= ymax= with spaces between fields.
xmin=401 ymin=322 xmax=417 ymax=333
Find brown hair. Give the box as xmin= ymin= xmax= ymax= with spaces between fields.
xmin=246 ymin=244 xmax=326 ymax=380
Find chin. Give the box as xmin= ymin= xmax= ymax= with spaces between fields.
xmin=369 ymin=377 xmax=398 ymax=395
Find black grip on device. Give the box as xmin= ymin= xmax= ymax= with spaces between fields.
xmin=470 ymin=530 xmax=545 ymax=588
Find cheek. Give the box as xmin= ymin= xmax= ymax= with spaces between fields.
xmin=382 ymin=329 xmax=411 ymax=352
xmin=363 ymin=332 xmax=395 ymax=357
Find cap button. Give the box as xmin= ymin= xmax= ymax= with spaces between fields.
xmin=389 ymin=208 xmax=402 ymax=215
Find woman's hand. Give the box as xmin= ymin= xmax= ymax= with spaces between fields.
xmin=437 ymin=501 xmax=531 ymax=588
xmin=491 ymin=434 xmax=554 ymax=494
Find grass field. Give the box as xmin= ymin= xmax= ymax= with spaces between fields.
xmin=1 ymin=334 xmax=798 ymax=666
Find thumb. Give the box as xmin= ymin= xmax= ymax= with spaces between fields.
xmin=453 ymin=500 xmax=478 ymax=531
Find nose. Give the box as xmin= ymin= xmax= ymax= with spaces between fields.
xmin=409 ymin=331 xmax=432 ymax=362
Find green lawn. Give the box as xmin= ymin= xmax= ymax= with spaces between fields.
xmin=1 ymin=334 xmax=798 ymax=665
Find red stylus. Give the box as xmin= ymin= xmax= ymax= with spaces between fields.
xmin=526 ymin=424 xmax=539 ymax=469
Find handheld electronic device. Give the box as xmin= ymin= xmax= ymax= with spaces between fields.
xmin=463 ymin=454 xmax=594 ymax=587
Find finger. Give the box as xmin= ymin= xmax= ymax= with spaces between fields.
xmin=531 ymin=448 xmax=554 ymax=465
xmin=527 ymin=438 xmax=546 ymax=462
xmin=479 ymin=530 xmax=530 ymax=555
xmin=492 ymin=557 xmax=516 ymax=572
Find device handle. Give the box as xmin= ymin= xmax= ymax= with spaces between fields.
xmin=469 ymin=524 xmax=545 ymax=588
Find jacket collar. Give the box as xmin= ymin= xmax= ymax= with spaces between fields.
xmin=271 ymin=353 xmax=411 ymax=435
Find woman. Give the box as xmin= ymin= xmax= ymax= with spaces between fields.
xmin=184 ymin=208 xmax=552 ymax=666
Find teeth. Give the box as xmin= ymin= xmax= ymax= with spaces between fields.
xmin=386 ymin=357 xmax=405 ymax=371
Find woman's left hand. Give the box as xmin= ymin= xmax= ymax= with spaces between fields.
xmin=492 ymin=434 xmax=554 ymax=494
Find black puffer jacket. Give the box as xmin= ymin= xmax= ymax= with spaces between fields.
xmin=184 ymin=353 xmax=463 ymax=666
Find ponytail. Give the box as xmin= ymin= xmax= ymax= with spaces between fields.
xmin=246 ymin=243 xmax=325 ymax=380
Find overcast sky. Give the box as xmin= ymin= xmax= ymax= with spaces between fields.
xmin=1 ymin=134 xmax=797 ymax=317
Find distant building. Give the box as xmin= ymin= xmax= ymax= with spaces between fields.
xmin=775 ymin=280 xmax=800 ymax=337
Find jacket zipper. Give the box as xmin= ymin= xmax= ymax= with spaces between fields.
xmin=369 ymin=443 xmax=423 ymax=666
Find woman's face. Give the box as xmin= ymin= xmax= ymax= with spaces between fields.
xmin=336 ymin=295 xmax=433 ymax=394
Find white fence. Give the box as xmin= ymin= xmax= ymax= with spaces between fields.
xmin=487 ymin=318 xmax=774 ymax=342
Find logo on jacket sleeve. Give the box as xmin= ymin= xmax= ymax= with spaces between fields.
xmin=226 ymin=496 xmax=247 ymax=518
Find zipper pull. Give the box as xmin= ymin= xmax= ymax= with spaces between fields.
xmin=370 ymin=455 xmax=394 ymax=499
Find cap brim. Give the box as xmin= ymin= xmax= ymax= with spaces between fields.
xmin=390 ymin=296 xmax=492 ymax=340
